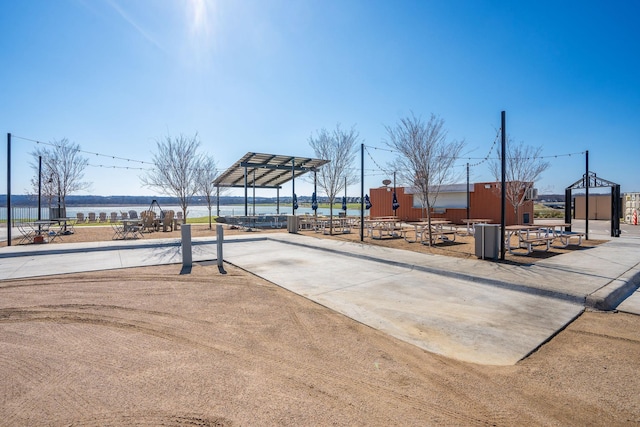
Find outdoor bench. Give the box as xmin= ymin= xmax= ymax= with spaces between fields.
xmin=556 ymin=231 xmax=586 ymax=247
xmin=517 ymin=235 xmax=555 ymax=254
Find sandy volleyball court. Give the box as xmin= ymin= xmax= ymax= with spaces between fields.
xmin=1 ymin=224 xmax=639 ymax=425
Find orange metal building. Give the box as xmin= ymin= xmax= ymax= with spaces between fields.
xmin=368 ymin=182 xmax=534 ymax=225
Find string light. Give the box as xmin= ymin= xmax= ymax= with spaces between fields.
xmin=13 ymin=134 xmax=231 ymax=174
xmin=14 ymin=133 xmax=587 ymax=177
xmin=13 ymin=135 xmax=153 ymax=166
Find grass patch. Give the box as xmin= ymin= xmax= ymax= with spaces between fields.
xmin=534 ymin=203 xmax=565 ymax=219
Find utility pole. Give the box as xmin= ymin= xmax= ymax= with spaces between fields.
xmin=500 ymin=112 xmax=506 ymax=261
xmin=38 ymin=156 xmax=42 ymax=221
xmin=466 ymin=163 xmax=470 ymax=221
xmin=585 ymin=150 xmax=589 ymax=240
xmin=360 ymin=143 xmax=364 ymax=242
xmin=7 ymin=133 xmax=11 ymax=246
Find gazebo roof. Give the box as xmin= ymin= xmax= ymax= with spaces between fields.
xmin=213 ymin=152 xmax=329 ymax=189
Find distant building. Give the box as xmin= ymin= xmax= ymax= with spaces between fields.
xmin=368 ymin=182 xmax=535 ymax=225
xmin=624 ymin=192 xmax=640 ymax=223
xmin=572 ymin=194 xmax=615 ymax=220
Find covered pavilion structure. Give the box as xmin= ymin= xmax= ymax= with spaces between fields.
xmin=212 ymin=152 xmax=329 ymax=217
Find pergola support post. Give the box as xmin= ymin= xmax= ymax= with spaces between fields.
xmin=564 ymin=188 xmax=572 ymax=232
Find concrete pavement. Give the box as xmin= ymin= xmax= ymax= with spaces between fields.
xmin=1 ymin=226 xmax=639 ymax=366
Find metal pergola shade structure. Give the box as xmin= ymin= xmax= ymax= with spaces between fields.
xmin=212 ymin=152 xmax=329 ymax=216
xmin=565 ymin=171 xmax=621 ymax=239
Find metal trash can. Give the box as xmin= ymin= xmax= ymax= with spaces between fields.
xmin=474 ymin=224 xmax=500 ymax=260
xmin=287 ymin=215 xmax=299 ymax=233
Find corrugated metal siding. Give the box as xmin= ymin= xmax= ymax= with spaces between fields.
xmin=369 ymin=183 xmax=533 ymax=225
xmin=574 ymin=195 xmax=612 ymax=220
xmin=369 ymin=187 xmax=415 ymax=220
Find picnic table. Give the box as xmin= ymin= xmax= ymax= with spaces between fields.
xmin=534 ymin=222 xmax=586 ymax=248
xmin=319 ymin=217 xmax=353 ymax=234
xmin=365 ymin=217 xmax=402 ymax=239
xmin=460 ymin=218 xmax=493 ymax=236
xmin=505 ymin=225 xmax=554 ymax=255
xmin=402 ymin=220 xmax=457 ymax=244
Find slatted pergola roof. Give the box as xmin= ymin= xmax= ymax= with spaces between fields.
xmin=213 ymin=152 xmax=329 ymax=189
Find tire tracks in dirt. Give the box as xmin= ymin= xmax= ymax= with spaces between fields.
xmin=0 ymin=303 xmax=500 ymax=425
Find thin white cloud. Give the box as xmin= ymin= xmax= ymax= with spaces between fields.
xmin=105 ymin=0 xmax=165 ymax=52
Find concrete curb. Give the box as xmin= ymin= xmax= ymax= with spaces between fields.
xmin=585 ymin=267 xmax=640 ymax=310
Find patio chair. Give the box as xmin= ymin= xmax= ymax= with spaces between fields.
xmin=120 ymin=211 xmax=128 ymax=220
xmin=111 ymin=223 xmax=125 ymax=240
xmin=174 ymin=210 xmax=185 ymax=229
xmin=128 ymin=210 xmax=139 ymax=220
xmin=87 ymin=212 xmax=97 ymax=222
xmin=98 ymin=212 xmax=107 ymax=223
xmin=17 ymin=222 xmax=36 ymax=244
xmin=127 ymin=222 xmax=144 ymax=239
xmin=162 ymin=210 xmax=175 ymax=232
xmin=109 ymin=212 xmax=118 ymax=222
xmin=141 ymin=210 xmax=157 ymax=233
xmin=76 ymin=212 xmax=85 ymax=223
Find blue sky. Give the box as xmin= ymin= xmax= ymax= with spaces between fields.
xmin=1 ymin=0 xmax=639 ymax=199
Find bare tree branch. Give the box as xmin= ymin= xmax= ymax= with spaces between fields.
xmin=308 ymin=124 xmax=359 ymax=234
xmin=196 ymin=154 xmax=224 ymax=229
xmin=489 ymin=139 xmax=550 ymax=221
xmin=30 ymin=138 xmax=91 ymax=212
xmin=385 ymin=113 xmax=465 ymax=245
xmin=141 ymin=133 xmax=203 ymax=220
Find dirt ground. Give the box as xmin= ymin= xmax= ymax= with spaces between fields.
xmin=3 ymin=221 xmax=607 ymax=266
xmin=1 ymin=224 xmax=639 ymax=425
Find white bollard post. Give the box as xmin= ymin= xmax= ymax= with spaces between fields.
xmin=216 ymin=224 xmax=223 ymax=268
xmin=181 ymin=224 xmax=192 ymax=268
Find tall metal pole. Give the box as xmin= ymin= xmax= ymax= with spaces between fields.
xmin=38 ymin=156 xmax=42 ymax=221
xmin=291 ymin=159 xmax=295 ymax=215
xmin=57 ymin=177 xmax=61 ymax=219
xmin=344 ymin=176 xmax=347 ymax=205
xmin=393 ymin=171 xmax=397 ymax=216
xmin=244 ymin=166 xmax=248 ymax=216
xmin=500 ymin=111 xmax=506 ymax=261
xmin=466 ymin=162 xmax=470 ymax=221
xmin=314 ymin=171 xmax=317 ymax=220
xmin=360 ymin=143 xmax=364 ymax=241
xmin=216 ymin=185 xmax=220 ymax=216
xmin=7 ymin=133 xmax=11 ymax=246
xmin=585 ymin=150 xmax=589 ymax=240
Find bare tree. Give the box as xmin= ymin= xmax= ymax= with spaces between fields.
xmin=308 ymin=124 xmax=359 ymax=234
xmin=196 ymin=154 xmax=221 ymax=229
xmin=385 ymin=113 xmax=465 ymax=245
xmin=141 ymin=133 xmax=203 ymax=221
xmin=30 ymin=138 xmax=90 ymax=214
xmin=489 ymin=139 xmax=550 ymax=222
